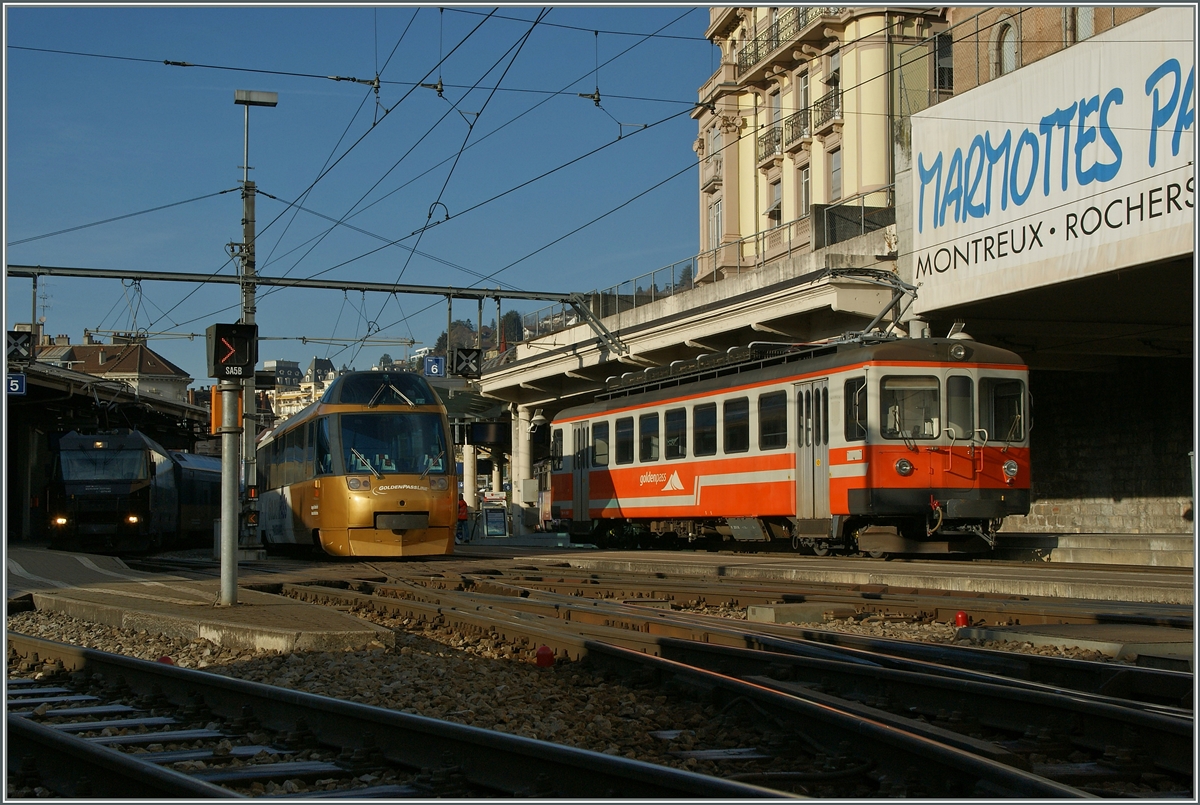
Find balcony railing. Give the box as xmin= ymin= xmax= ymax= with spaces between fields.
xmin=736 ymin=7 xmax=847 ymax=77
xmin=812 ymin=88 xmax=842 ymax=130
xmin=783 ymin=107 xmax=811 ymax=146
xmin=757 ymin=126 xmax=782 ymax=163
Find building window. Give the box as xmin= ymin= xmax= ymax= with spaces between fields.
xmin=709 ymin=126 xmax=722 ymax=160
xmin=799 ymin=165 xmax=811 ymax=218
xmin=829 ymin=149 xmax=842 ymax=202
xmin=766 ymin=180 xmax=782 ymax=221
xmin=935 ymin=32 xmax=953 ymax=91
xmin=1066 ymin=7 xmax=1094 ymax=44
xmin=769 ymin=90 xmax=781 ymax=127
xmin=707 ymin=197 xmax=722 ymax=251
xmin=797 ymin=70 xmax=810 ymax=111
xmin=994 ymin=22 xmax=1018 ymax=77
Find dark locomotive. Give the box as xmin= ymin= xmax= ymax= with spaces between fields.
xmin=47 ymin=429 xmax=222 ymax=553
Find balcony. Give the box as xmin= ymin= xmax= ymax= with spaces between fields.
xmin=812 ymin=88 xmax=842 ymax=135
xmin=757 ymin=126 xmax=783 ymax=168
xmin=736 ymin=7 xmax=848 ymax=80
xmin=701 ymin=155 xmax=723 ymax=193
xmin=783 ymin=108 xmax=812 ymax=153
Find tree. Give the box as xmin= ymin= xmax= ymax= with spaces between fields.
xmin=379 ymin=353 xmax=394 ymax=369
xmin=434 ymin=319 xmax=477 ymax=357
xmin=499 ymin=310 xmax=523 ymax=351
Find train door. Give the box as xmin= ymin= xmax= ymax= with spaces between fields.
xmin=794 ymin=380 xmax=830 ymax=519
xmin=572 ymin=423 xmax=590 ymax=526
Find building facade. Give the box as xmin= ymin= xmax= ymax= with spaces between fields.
xmin=694 ymin=7 xmax=945 ymax=277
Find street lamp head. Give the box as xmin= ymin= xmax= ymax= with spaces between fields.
xmin=235 ymin=90 xmax=278 ymax=108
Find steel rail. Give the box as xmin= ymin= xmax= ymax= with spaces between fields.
xmin=348 ymin=574 xmax=1194 ymax=711
xmin=6 ymin=632 xmax=787 ymax=799
xmin=6 ymin=713 xmax=240 ymax=798
xmin=279 ymin=579 xmax=1192 ymax=785
xmin=647 ymin=638 xmax=1193 ymax=780
xmin=580 ymin=641 xmax=1091 ymax=799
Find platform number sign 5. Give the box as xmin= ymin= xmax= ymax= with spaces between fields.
xmin=7 ymin=374 xmax=26 ymax=395
xmin=424 ymin=356 xmax=446 ymax=378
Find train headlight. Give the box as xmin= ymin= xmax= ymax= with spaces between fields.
xmin=348 ymin=478 xmax=361 ymax=490
xmin=1003 ymin=459 xmax=1019 ymax=478
xmin=52 ymin=516 xmax=68 ymax=527
xmin=126 ymin=515 xmax=140 ymax=525
xmin=949 ymin=343 xmax=967 ymax=361
xmin=894 ymin=458 xmax=915 ymax=476
xmin=429 ymin=477 xmax=449 ymax=491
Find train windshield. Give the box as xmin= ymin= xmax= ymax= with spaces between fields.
xmin=59 ymin=449 xmax=148 ymax=482
xmin=881 ymin=376 xmax=940 ymax=440
xmin=340 ymin=413 xmax=448 ymax=475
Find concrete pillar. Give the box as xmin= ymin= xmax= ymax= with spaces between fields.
xmin=491 ymin=448 xmax=502 ymax=494
xmin=462 ymin=443 xmax=478 ymax=510
xmin=515 ymin=405 xmax=532 ymax=495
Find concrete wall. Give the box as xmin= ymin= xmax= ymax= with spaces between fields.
xmin=1003 ymin=361 xmax=1195 ymax=534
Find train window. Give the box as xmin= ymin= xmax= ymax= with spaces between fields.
xmin=947 ymin=376 xmax=974 ymax=440
xmin=551 ymin=428 xmax=564 ymax=471
xmin=341 ymin=412 xmax=448 ymax=475
xmin=284 ymin=428 xmax=301 ymax=487
xmin=694 ymin=403 xmax=717 ymax=456
xmin=821 ymin=388 xmax=829 ymax=446
xmin=305 ymin=422 xmax=317 ymax=479
xmin=845 ymin=377 xmax=867 ymax=441
xmin=724 ymin=398 xmax=750 ymax=453
xmin=665 ymin=408 xmax=687 ymax=459
xmin=759 ymin=391 xmax=787 ymax=450
xmin=881 ymin=376 xmax=940 ymax=440
xmin=981 ymin=378 xmax=1025 ymax=442
xmin=639 ymin=413 xmax=660 ymax=462
xmin=315 ymin=417 xmax=332 ymax=475
xmin=592 ymin=422 xmax=610 ymax=466
xmin=615 ymin=417 xmax=634 ymax=465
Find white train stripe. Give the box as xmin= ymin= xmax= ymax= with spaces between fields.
xmin=829 ymin=463 xmax=869 ymax=478
xmin=590 ymin=468 xmax=795 ymax=511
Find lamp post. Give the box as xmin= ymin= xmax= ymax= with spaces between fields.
xmin=233 ymin=89 xmax=276 ymax=559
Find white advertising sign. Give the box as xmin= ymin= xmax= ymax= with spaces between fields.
xmin=911 ymin=7 xmax=1194 ymax=314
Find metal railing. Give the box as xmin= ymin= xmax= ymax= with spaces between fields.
xmin=783 ymin=107 xmax=811 ymax=146
xmin=756 ymin=126 xmax=782 ymax=163
xmin=500 ymin=185 xmax=896 ymax=358
xmin=736 ymin=7 xmax=848 ymax=77
xmin=812 ymin=88 xmax=842 ymax=129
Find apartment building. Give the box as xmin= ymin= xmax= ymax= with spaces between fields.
xmin=693 ymin=7 xmax=946 ymax=279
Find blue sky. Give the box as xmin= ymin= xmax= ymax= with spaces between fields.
xmin=4 ymin=5 xmax=717 ymax=384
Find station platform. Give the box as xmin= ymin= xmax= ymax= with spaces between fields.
xmin=6 ymin=547 xmax=392 ymax=653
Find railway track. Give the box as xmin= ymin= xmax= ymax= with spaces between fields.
xmin=256 ymin=576 xmax=1191 ymax=796
xmin=6 ymin=633 xmax=783 ymax=799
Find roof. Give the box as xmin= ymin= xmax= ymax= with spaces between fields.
xmin=35 ymin=342 xmax=192 ymax=381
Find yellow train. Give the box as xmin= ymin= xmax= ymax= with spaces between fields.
xmin=257 ymin=371 xmax=456 ymax=556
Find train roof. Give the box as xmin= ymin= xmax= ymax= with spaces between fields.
xmin=320 ymin=371 xmax=440 ymax=407
xmin=170 ymin=451 xmax=223 ymax=472
xmin=57 ymin=428 xmax=168 ymax=454
xmin=557 ymin=335 xmax=1025 ymax=421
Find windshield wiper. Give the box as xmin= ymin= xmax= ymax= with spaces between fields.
xmin=389 ymin=383 xmax=416 ymax=407
xmin=366 ymin=384 xmax=386 ymax=409
xmin=350 ymin=447 xmax=382 ymax=479
xmin=419 ymin=450 xmax=445 ymax=480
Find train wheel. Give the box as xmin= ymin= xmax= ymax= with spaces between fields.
xmin=864 ymin=550 xmax=887 ymax=559
xmin=812 ymin=542 xmax=831 ymax=556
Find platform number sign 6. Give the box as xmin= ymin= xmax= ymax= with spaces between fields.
xmin=424 ymin=356 xmax=446 ymax=378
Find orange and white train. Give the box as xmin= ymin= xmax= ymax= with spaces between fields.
xmin=549 ymin=334 xmax=1030 ymax=555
